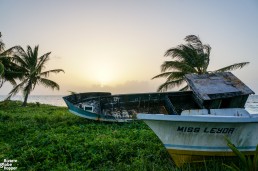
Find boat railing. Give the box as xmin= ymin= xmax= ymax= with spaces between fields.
xmin=181 ymin=108 xmax=251 ymax=117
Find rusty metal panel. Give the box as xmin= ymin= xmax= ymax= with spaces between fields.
xmin=185 ymin=72 xmax=254 ymax=101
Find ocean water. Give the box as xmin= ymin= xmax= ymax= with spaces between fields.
xmin=0 ymin=95 xmax=258 ymax=113
xmin=245 ymin=95 xmax=258 ymax=114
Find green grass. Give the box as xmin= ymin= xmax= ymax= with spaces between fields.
xmin=0 ymin=101 xmax=235 ymax=170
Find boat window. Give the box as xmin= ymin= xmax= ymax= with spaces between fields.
xmin=220 ymin=98 xmax=231 ymax=108
xmin=84 ymin=106 xmax=93 ymax=111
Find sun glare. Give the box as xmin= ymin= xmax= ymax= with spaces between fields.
xmin=96 ymin=68 xmax=113 ymax=87
xmin=85 ymin=55 xmax=127 ymax=88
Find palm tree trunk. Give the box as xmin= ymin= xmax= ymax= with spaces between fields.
xmin=22 ymin=92 xmax=29 ymax=106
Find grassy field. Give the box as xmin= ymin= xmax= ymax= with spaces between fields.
xmin=0 ymin=101 xmax=236 ymax=170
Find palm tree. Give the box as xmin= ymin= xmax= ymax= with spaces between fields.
xmin=152 ymin=35 xmax=249 ymax=92
xmin=0 ymin=33 xmax=25 ymax=87
xmin=0 ymin=33 xmax=4 ymax=76
xmin=7 ymin=45 xmax=64 ymax=106
xmin=0 ymin=62 xmax=3 ymax=76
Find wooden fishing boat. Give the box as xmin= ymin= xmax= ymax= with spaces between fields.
xmin=137 ymin=72 xmax=258 ymax=166
xmin=63 ymin=91 xmax=198 ymax=122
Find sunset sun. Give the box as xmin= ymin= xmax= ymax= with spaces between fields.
xmin=96 ymin=68 xmax=113 ymax=87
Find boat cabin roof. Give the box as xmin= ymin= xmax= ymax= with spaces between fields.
xmin=185 ymin=72 xmax=254 ymax=100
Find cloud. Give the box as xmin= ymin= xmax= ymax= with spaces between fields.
xmin=77 ymin=80 xmax=156 ymax=94
xmin=52 ymin=55 xmax=62 ymax=59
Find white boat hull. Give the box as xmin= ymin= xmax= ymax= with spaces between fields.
xmin=138 ymin=109 xmax=258 ymax=166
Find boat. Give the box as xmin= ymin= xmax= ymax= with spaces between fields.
xmin=63 ymin=90 xmax=198 ymax=122
xmin=137 ymin=72 xmax=258 ymax=166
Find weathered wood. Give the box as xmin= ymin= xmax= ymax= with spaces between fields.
xmin=185 ymin=72 xmax=254 ymax=109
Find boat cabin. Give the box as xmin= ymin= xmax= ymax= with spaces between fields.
xmin=185 ymin=72 xmax=254 ymax=110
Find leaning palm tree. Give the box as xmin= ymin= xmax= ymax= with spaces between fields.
xmin=7 ymin=45 xmax=64 ymax=106
xmin=152 ymin=35 xmax=249 ymax=92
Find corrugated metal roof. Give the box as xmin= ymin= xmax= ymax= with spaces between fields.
xmin=185 ymin=72 xmax=254 ymax=100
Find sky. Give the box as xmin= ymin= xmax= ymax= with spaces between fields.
xmin=0 ymin=0 xmax=258 ymax=96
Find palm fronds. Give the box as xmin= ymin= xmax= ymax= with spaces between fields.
xmin=39 ymin=78 xmax=60 ymax=90
xmin=36 ymin=51 xmax=51 ymax=72
xmin=157 ymin=79 xmax=185 ymax=92
xmin=152 ymin=35 xmax=249 ymax=92
xmin=0 ymin=62 xmax=4 ymax=76
xmin=152 ymin=72 xmax=173 ymax=80
xmin=6 ymin=79 xmax=28 ymax=100
xmin=152 ymin=71 xmax=186 ymax=81
xmin=0 ymin=47 xmax=26 ymax=87
xmin=0 ymin=34 xmax=27 ymax=87
xmin=160 ymin=61 xmax=197 ymax=73
xmin=179 ymin=85 xmax=189 ymax=91
xmin=40 ymin=69 xmax=64 ymax=77
xmin=214 ymin=62 xmax=250 ymax=73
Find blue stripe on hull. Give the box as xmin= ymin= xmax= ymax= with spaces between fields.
xmin=164 ymin=144 xmax=256 ymax=150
